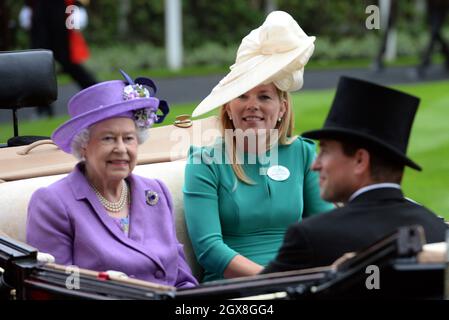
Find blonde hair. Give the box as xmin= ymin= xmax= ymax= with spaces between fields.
xmin=219 ymin=88 xmax=297 ymax=184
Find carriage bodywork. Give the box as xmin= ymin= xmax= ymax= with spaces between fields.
xmin=1 ymin=225 xmax=447 ymax=300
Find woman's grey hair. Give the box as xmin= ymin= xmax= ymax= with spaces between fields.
xmin=71 ymin=120 xmax=149 ymax=160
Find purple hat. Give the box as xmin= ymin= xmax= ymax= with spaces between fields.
xmin=52 ymin=70 xmax=169 ymax=154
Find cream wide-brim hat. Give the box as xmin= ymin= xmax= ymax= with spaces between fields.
xmin=192 ymin=11 xmax=315 ymax=117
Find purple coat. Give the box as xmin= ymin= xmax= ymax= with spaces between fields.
xmin=26 ymin=163 xmax=198 ymax=288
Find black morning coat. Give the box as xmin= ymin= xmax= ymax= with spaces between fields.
xmin=262 ymin=187 xmax=448 ymax=273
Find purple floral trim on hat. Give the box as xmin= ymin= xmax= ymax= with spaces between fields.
xmin=123 ymin=84 xmax=150 ymax=100
xmin=122 ymin=84 xmax=156 ymax=129
xmin=119 ymin=69 xmax=169 ymax=126
xmin=134 ymin=108 xmax=158 ymax=129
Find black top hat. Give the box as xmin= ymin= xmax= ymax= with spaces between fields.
xmin=302 ymin=77 xmax=422 ymax=171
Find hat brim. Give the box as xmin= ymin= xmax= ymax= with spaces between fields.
xmin=302 ymin=127 xmax=422 ymax=171
xmin=52 ymin=98 xmax=159 ymax=153
xmin=192 ymin=38 xmax=314 ymax=117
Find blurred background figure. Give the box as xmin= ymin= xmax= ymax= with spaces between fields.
xmin=0 ymin=1 xmax=12 ymax=51
xmin=19 ymin=0 xmax=97 ymax=117
xmin=372 ymin=0 xmax=398 ymax=72
xmin=416 ymin=0 xmax=449 ymax=77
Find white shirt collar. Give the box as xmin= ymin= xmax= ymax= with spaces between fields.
xmin=348 ymin=183 xmax=401 ymax=202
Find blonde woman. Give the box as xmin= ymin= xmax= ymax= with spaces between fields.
xmin=183 ymin=11 xmax=333 ymax=282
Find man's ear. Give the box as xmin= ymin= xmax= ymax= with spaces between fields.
xmin=354 ymin=148 xmax=370 ymax=175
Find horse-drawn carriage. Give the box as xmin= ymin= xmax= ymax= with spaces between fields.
xmin=0 ymin=50 xmax=447 ymax=300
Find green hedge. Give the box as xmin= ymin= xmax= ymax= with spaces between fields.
xmin=6 ymin=0 xmax=428 ymax=49
xmin=84 ymin=31 xmax=432 ymax=75
xmin=5 ymin=0 xmax=441 ymax=71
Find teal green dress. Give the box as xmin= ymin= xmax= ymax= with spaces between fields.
xmin=183 ymin=137 xmax=333 ymax=282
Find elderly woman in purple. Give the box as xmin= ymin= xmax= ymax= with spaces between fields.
xmin=26 ymin=71 xmax=197 ymax=288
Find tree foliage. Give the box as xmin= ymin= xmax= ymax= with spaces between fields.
xmin=6 ymin=0 xmax=427 ymax=50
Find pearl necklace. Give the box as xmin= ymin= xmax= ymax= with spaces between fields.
xmin=92 ymin=181 xmax=129 ymax=213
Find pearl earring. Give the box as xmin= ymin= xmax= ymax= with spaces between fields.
xmin=228 ymin=114 xmax=232 ymax=120
xmin=278 ymin=117 xmax=282 ymax=122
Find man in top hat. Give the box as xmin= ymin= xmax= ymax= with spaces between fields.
xmin=262 ymin=77 xmax=448 ymax=274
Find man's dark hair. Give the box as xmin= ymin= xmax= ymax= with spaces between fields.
xmin=339 ymin=137 xmax=405 ymax=184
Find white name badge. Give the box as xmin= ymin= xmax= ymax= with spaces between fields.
xmin=267 ymin=165 xmax=290 ymax=181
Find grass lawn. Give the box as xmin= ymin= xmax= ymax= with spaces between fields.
xmin=55 ymin=55 xmax=447 ymax=85
xmin=1 ymin=80 xmax=448 ymax=218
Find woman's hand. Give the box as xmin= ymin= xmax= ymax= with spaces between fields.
xmin=223 ymin=254 xmax=264 ymax=279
